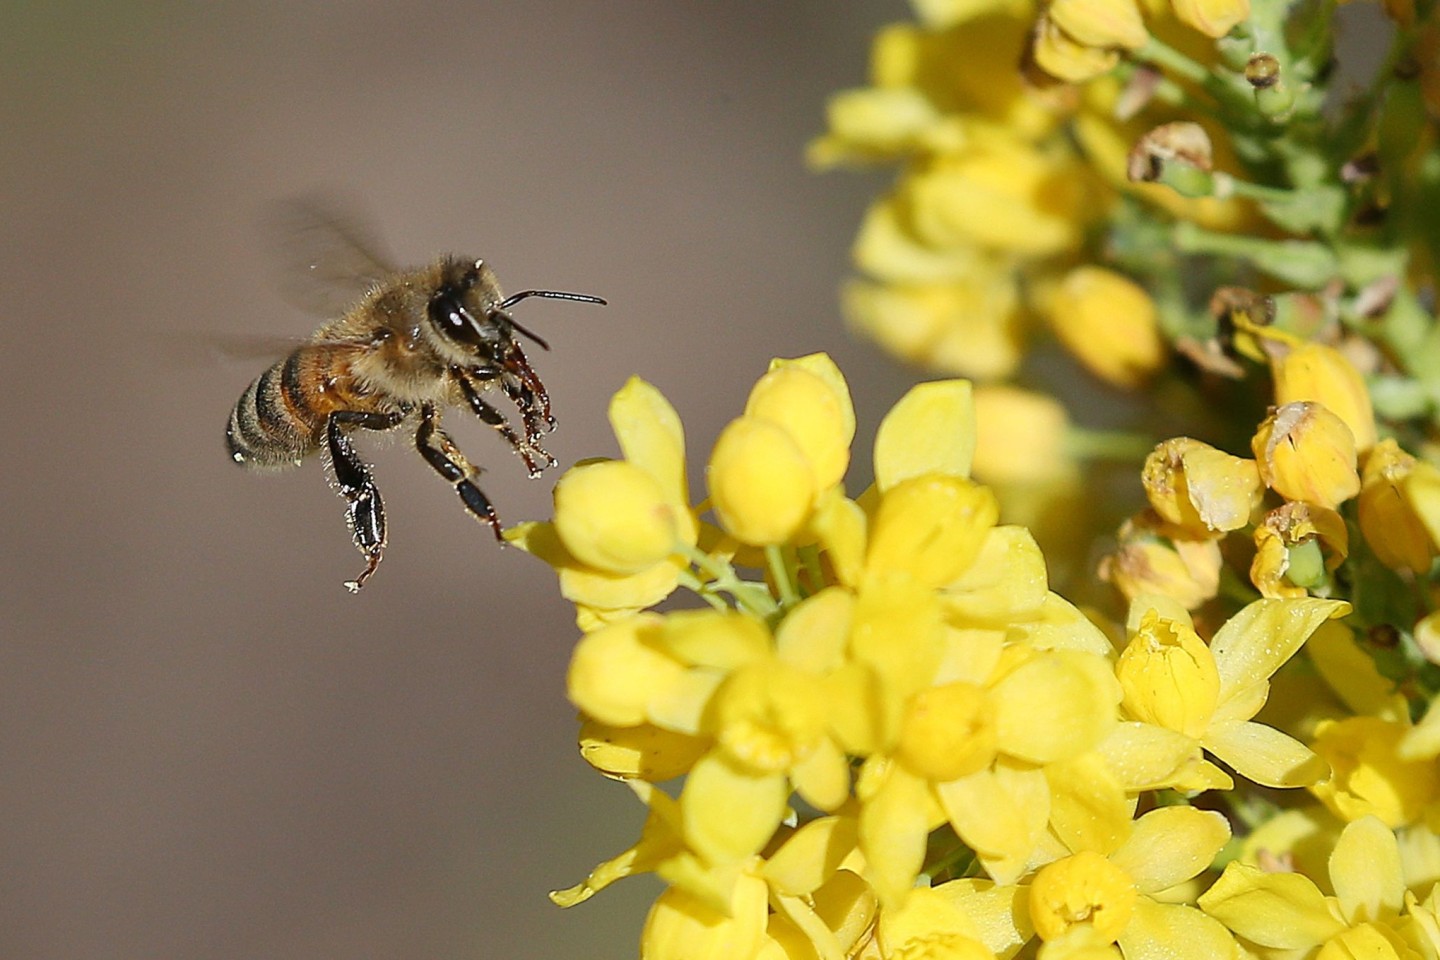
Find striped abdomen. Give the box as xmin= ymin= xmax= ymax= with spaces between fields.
xmin=226 ymin=344 xmax=373 ymax=468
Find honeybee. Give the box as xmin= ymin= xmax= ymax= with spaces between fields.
xmin=226 ymin=204 xmax=604 ymax=592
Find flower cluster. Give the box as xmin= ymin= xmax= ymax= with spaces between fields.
xmin=514 ymin=356 xmax=1375 ymax=959
xmin=507 ymin=0 xmax=1440 ymax=955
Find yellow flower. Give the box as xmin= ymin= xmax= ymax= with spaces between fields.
xmin=1199 ymin=816 xmax=1408 ymax=955
xmin=1041 ymin=267 xmax=1166 ymax=389
xmin=708 ymin=356 xmax=856 ymax=546
xmin=1030 ymin=806 xmax=1237 ymax=957
xmin=1252 ymin=401 xmax=1362 ymax=510
xmin=1311 ymin=715 xmax=1440 ymax=828
xmin=1108 ymin=596 xmax=1347 ymax=790
xmin=509 ymin=377 xmax=699 ymax=628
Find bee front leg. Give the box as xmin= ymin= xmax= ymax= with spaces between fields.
xmin=415 ymin=403 xmax=504 ymax=542
xmin=455 ymin=370 xmax=553 ymax=477
xmin=327 ymin=410 xmax=404 ymax=593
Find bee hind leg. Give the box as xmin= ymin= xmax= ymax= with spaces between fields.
xmin=326 ymin=409 xmax=404 ymax=593
xmin=416 ymin=403 xmax=504 ymax=543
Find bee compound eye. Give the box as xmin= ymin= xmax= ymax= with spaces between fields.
xmin=428 ymin=290 xmax=481 ymax=345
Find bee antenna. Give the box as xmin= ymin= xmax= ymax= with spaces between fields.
xmin=499 ymin=289 xmax=608 ymax=310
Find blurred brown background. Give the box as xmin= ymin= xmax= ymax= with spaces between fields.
xmin=0 ymin=2 xmax=916 ymax=957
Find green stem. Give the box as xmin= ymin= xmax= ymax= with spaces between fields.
xmin=676 ymin=569 xmax=731 ymax=612
xmin=1136 ymin=37 xmax=1210 ymax=85
xmin=1065 ymin=428 xmax=1156 ymax=463
xmin=766 ymin=545 xmax=801 ymax=610
xmin=680 ymin=543 xmax=778 ymax=619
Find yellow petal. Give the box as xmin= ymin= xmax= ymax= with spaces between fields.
xmin=1095 ymin=721 xmax=1206 ymax=792
xmin=1252 ymin=402 xmax=1361 ymax=510
xmin=708 ymin=416 xmax=817 ymax=546
xmin=553 ymin=460 xmax=681 ymax=574
xmin=1045 ymin=753 xmax=1132 ymax=857
xmin=610 ymin=376 xmax=688 ymax=506
xmin=936 ymin=762 xmax=1051 ymax=884
xmin=843 ymin=277 xmax=1025 ymax=380
xmin=1109 ymin=806 xmax=1231 ymax=894
xmin=1042 ymin=266 xmax=1164 ymax=389
xmin=1117 ymin=608 xmax=1220 ymax=737
xmin=775 ymin=588 xmax=854 ymax=676
xmin=1203 ymin=720 xmax=1328 ymax=788
xmin=680 ymin=752 xmax=790 ymax=864
xmin=858 ymin=762 xmax=934 ymax=906
xmin=791 ymin=736 xmax=853 ymax=813
xmin=1330 ymin=815 xmax=1404 ymax=925
xmin=932 ymin=878 xmax=1036 ymax=957
xmin=746 ymin=366 xmax=852 ymax=490
xmin=762 ymin=816 xmax=859 ymax=897
xmin=1118 ymin=901 xmax=1239 ymax=960
xmin=1170 ymin=0 xmax=1251 ymax=38
xmin=1209 ymin=597 xmax=1349 ymax=705
xmin=641 ymin=870 xmax=769 ymax=960
xmin=991 ymin=650 xmax=1119 ymax=763
xmin=874 ymin=380 xmax=977 ymax=491
xmin=866 ymin=475 xmax=999 ymax=588
xmin=941 ymin=525 xmax=1050 ymax=623
xmin=1273 ymin=343 xmax=1377 ymax=453
xmin=578 ymin=717 xmax=708 ymax=781
xmin=659 ymin=610 xmax=771 ymax=671
xmin=568 ymin=614 xmax=682 ymax=726
xmin=877 ymin=886 xmax=990 ymax=957
xmin=768 ymin=353 xmax=856 ymax=456
xmin=1197 ymin=861 xmax=1344 ymax=949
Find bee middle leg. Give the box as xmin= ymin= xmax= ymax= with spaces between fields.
xmin=327 ymin=409 xmax=404 ymax=593
xmin=416 ymin=402 xmax=505 ymax=542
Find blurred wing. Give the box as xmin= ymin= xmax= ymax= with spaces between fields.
xmin=263 ymin=192 xmax=398 ymax=318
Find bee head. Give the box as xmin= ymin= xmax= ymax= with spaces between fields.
xmin=425 ymin=255 xmax=604 ymax=360
xmin=426 ymin=257 xmax=511 ymax=358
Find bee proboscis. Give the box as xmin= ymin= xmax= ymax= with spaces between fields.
xmin=226 ymin=209 xmax=604 ymax=592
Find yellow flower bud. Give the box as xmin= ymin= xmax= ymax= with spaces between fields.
xmin=1250 ymin=502 xmax=1348 ymax=599
xmin=553 ymin=461 xmax=681 ymax=574
xmin=972 ymin=386 xmax=1073 ymax=486
xmin=745 ymin=365 xmax=852 ymax=491
xmin=1032 ymin=15 xmax=1121 ymax=83
xmin=1170 ymin=0 xmax=1251 ymax=37
xmin=1142 ymin=438 xmax=1262 ymax=534
xmin=1272 ymin=343 xmax=1377 ymax=453
xmin=897 ymin=682 xmax=997 ymax=781
xmin=708 ymin=416 xmax=816 ymax=546
xmin=1358 ymin=440 xmax=1435 ymax=573
xmin=1251 ymin=402 xmax=1361 ymax=509
xmin=1049 ymin=0 xmax=1148 ymax=49
xmin=1100 ymin=514 xmax=1221 ymax=609
xmin=1042 ymin=266 xmax=1165 ymax=389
